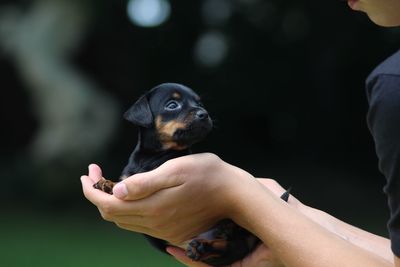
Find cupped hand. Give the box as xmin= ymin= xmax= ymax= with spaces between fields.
xmin=81 ymin=153 xmax=259 ymax=245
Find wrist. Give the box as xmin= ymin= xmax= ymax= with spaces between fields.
xmin=196 ymin=156 xmax=256 ymax=221
xmin=226 ymin=173 xmax=278 ymax=231
xmin=218 ymin=163 xmax=261 ymax=222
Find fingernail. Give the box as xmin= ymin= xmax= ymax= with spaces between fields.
xmin=165 ymin=247 xmax=173 ymax=255
xmin=113 ymin=183 xmax=128 ymax=199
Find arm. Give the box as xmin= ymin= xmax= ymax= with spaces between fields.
xmin=81 ymin=154 xmax=394 ymax=266
xmin=256 ymin=178 xmax=392 ymax=263
xmin=166 ymin=178 xmax=393 ymax=267
xmin=229 ymin=174 xmax=392 ymax=267
xmin=298 ymin=203 xmax=391 ymax=263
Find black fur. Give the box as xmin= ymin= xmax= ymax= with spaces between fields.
xmin=93 ymin=83 xmax=290 ymax=266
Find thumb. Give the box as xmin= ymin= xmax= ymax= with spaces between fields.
xmin=113 ymin=165 xmax=184 ymax=200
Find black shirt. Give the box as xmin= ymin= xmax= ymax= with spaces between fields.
xmin=366 ymin=49 xmax=400 ymax=257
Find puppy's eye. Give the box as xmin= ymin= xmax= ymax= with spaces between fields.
xmin=165 ymin=100 xmax=181 ymax=110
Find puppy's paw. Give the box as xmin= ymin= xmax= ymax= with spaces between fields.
xmin=93 ymin=178 xmax=116 ymax=194
xmin=186 ymin=238 xmax=227 ymax=263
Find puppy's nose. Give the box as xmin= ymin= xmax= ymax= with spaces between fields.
xmin=195 ymin=110 xmax=209 ymax=120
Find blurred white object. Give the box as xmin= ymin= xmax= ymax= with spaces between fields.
xmin=127 ymin=0 xmax=171 ymax=27
xmin=0 ymin=0 xmax=120 ymax=164
xmin=194 ymin=31 xmax=228 ymax=67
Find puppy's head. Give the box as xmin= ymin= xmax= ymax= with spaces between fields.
xmin=124 ymin=83 xmax=213 ymax=150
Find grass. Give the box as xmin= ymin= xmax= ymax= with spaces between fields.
xmin=2 ymin=193 xmax=388 ymax=267
xmin=1 ymin=210 xmax=181 ymax=267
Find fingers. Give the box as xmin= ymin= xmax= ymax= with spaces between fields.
xmin=81 ymin=173 xmax=160 ymax=235
xmin=111 ymin=214 xmax=148 ymax=225
xmin=114 ymin=222 xmax=153 ymax=235
xmin=88 ymin=164 xmax=103 ymax=182
xmin=166 ymin=247 xmax=210 ymax=267
xmin=82 ymin=172 xmax=171 ymax=217
xmin=81 ymin=163 xmax=173 ymax=236
xmin=114 ymin=153 xmax=220 ymax=200
xmin=81 ymin=168 xmax=166 ymax=216
xmin=114 ymin=162 xmax=185 ymax=201
xmin=80 ymin=174 xmax=115 ymax=207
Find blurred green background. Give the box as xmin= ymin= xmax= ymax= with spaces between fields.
xmin=1 ymin=210 xmax=178 ymax=267
xmin=1 ymin=0 xmax=400 ymax=266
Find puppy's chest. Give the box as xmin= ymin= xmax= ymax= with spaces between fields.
xmin=121 ymin=162 xmax=159 ymax=178
xmin=121 ymin=150 xmax=189 ymax=178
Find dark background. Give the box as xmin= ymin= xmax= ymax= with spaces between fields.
xmin=1 ymin=0 xmax=399 ymax=266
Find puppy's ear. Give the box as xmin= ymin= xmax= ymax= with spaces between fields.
xmin=124 ymin=95 xmax=153 ymax=128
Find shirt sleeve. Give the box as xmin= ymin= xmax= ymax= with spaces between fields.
xmin=366 ymin=73 xmax=400 ymax=257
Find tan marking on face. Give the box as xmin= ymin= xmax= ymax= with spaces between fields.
xmin=173 ymin=92 xmax=181 ymax=99
xmin=155 ymin=116 xmax=188 ymax=150
xmin=155 ymin=116 xmax=186 ymax=137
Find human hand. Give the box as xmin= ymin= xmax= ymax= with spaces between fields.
xmin=166 ymin=243 xmax=285 ymax=267
xmin=81 ymin=153 xmax=261 ymax=245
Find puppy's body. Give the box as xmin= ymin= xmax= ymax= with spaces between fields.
xmin=122 ymin=145 xmax=189 ymax=177
xmin=94 ymin=83 xmax=289 ymax=266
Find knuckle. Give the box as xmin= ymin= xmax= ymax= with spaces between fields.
xmin=133 ymin=177 xmax=147 ymax=192
xmin=264 ymin=178 xmax=278 ymax=187
xmin=172 ymin=165 xmax=186 ymax=179
xmin=99 ymin=210 xmax=113 ymax=221
xmin=164 ymin=160 xmax=187 ymax=179
xmin=203 ymin=152 xmax=220 ymax=161
xmin=100 ymin=201 xmax=116 ymax=215
xmin=115 ymin=222 xmax=129 ymax=230
xmin=201 ymin=153 xmax=222 ymax=170
xmin=197 ymin=152 xmax=220 ymax=164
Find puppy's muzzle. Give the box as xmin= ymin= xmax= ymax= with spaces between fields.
xmin=195 ymin=109 xmax=209 ymax=121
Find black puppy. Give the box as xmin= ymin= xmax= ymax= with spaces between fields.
xmin=93 ymin=83 xmax=289 ymax=266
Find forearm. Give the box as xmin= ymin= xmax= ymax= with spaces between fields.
xmin=299 ymin=204 xmax=393 ymax=263
xmin=229 ymin=178 xmax=392 ymax=267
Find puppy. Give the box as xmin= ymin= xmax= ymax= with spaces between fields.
xmin=94 ymin=83 xmax=289 ymax=266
